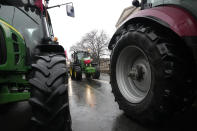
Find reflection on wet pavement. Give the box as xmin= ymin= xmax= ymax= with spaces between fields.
xmin=69 ymin=74 xmax=123 ymax=131
xmin=85 ymin=84 xmax=96 ymax=108
xmin=69 ymin=78 xmax=73 ymax=97
xmin=69 ymin=73 xmax=197 ymax=131
xmin=68 ymin=74 xmax=153 ymax=131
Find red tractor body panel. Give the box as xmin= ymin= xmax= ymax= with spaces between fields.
xmin=119 ymin=6 xmax=197 ymax=37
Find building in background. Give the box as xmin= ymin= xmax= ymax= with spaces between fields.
xmin=98 ymin=6 xmax=141 ymax=74
xmin=116 ymin=6 xmax=140 ymax=28
xmin=99 ymin=58 xmax=110 ymax=73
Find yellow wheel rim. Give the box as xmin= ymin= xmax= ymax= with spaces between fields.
xmin=70 ymin=68 xmax=72 ymax=76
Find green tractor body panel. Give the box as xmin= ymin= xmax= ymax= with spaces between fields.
xmin=81 ymin=57 xmax=96 ymax=73
xmin=0 ymin=17 xmax=30 ymax=104
xmin=0 ymin=86 xmax=30 ymax=104
xmin=84 ymin=66 xmax=96 ymax=74
xmin=0 ymin=18 xmax=29 ymax=72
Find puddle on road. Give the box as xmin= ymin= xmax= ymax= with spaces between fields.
xmin=93 ymin=79 xmax=109 ymax=84
xmin=68 ymin=78 xmax=73 ymax=96
xmin=85 ymin=84 xmax=96 ymax=108
xmin=69 ymin=78 xmax=96 ymax=108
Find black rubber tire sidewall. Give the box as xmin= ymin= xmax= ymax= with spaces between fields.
xmin=93 ymin=68 xmax=100 ymax=79
xmin=110 ymin=29 xmax=195 ymax=123
xmin=29 ymin=54 xmax=72 ymax=131
xmin=71 ymin=68 xmax=75 ymax=80
xmin=111 ymin=32 xmax=158 ymax=120
xmin=74 ymin=66 xmax=82 ymax=81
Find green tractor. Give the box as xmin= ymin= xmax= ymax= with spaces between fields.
xmin=70 ymin=51 xmax=100 ymax=80
xmin=0 ymin=0 xmax=73 ymax=130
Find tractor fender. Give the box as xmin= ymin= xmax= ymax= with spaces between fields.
xmin=0 ymin=19 xmax=28 ymax=71
xmin=109 ymin=5 xmax=197 ymax=50
xmin=34 ymin=44 xmax=65 ymax=55
xmin=0 ymin=19 xmax=24 ymax=40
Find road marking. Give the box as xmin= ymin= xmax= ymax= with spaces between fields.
xmin=93 ymin=79 xmax=110 ymax=84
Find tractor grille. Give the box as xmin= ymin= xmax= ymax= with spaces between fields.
xmin=12 ymin=33 xmax=17 ymax=42
xmin=15 ymin=54 xmax=19 ymax=64
xmin=13 ymin=42 xmax=19 ymax=52
xmin=0 ymin=29 xmax=7 ymax=64
xmin=12 ymin=33 xmax=19 ymax=64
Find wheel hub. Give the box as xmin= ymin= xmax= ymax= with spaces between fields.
xmin=116 ymin=46 xmax=152 ymax=103
xmin=128 ymin=65 xmax=145 ymax=82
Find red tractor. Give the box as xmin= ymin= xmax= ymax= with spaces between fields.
xmin=109 ymin=0 xmax=197 ymax=124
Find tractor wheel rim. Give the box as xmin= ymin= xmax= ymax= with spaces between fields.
xmin=70 ymin=69 xmax=72 ymax=76
xmin=116 ymin=46 xmax=151 ymax=103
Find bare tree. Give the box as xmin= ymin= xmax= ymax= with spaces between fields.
xmin=69 ymin=30 xmax=110 ymax=63
xmin=70 ymin=41 xmax=85 ymax=52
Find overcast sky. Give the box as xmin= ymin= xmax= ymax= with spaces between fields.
xmin=48 ymin=0 xmax=132 ymax=58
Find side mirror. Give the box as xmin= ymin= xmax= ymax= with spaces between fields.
xmin=66 ymin=4 xmax=75 ymax=17
xmin=47 ymin=2 xmax=75 ymax=17
xmin=132 ymin=0 xmax=140 ymax=7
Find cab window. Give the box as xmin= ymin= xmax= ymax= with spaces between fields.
xmin=0 ymin=5 xmax=14 ymax=24
xmin=12 ymin=7 xmax=43 ymax=55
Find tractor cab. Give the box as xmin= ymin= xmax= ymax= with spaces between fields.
xmin=0 ymin=0 xmax=45 ymax=65
xmin=1 ymin=0 xmax=75 ymax=59
xmin=72 ymin=51 xmax=92 ymax=64
xmin=76 ymin=51 xmax=90 ymax=60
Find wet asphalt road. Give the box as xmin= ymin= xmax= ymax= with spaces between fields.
xmin=1 ymin=73 xmax=197 ymax=131
xmin=69 ymin=73 xmax=148 ymax=131
xmin=69 ymin=73 xmax=197 ymax=131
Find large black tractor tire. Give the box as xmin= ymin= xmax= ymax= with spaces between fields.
xmin=93 ymin=67 xmax=100 ymax=79
xmin=74 ymin=66 xmax=82 ymax=81
xmin=29 ymin=54 xmax=72 ymax=131
xmin=110 ymin=24 xmax=196 ymax=124
xmin=70 ymin=67 xmax=75 ymax=80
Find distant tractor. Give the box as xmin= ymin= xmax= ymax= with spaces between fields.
xmin=70 ymin=51 xmax=100 ymax=80
xmin=109 ymin=0 xmax=197 ymax=124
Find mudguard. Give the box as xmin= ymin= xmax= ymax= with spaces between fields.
xmin=34 ymin=44 xmax=65 ymax=55
xmin=109 ymin=5 xmax=197 ymax=50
